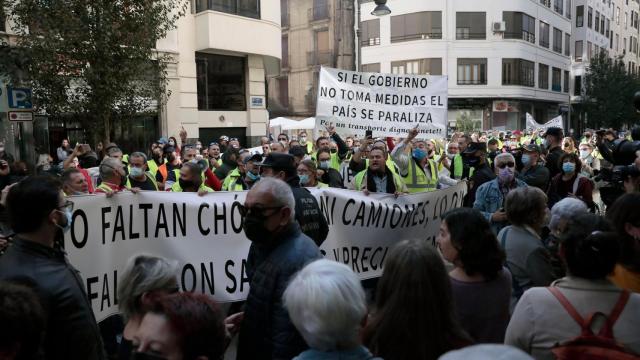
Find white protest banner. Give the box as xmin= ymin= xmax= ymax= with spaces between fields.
xmin=64 ymin=183 xmax=466 ymax=321
xmin=526 ymin=113 xmax=563 ymax=131
xmin=315 ymin=67 xmax=448 ymax=138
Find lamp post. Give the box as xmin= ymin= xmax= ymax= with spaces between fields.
xmin=356 ymin=0 xmax=391 ymax=71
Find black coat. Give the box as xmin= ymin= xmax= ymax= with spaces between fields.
xmin=0 ymin=238 xmax=106 ymax=360
xmin=237 ymin=224 xmax=321 ymax=360
xmin=287 ymin=176 xmax=329 ymax=247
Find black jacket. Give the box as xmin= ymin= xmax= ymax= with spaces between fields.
xmin=286 ymin=175 xmax=329 ymax=247
xmin=237 ymin=224 xmax=322 ymax=360
xmin=545 ymin=146 xmax=564 ymax=179
xmin=0 ymin=238 xmax=106 ymax=360
xmin=320 ymin=168 xmax=345 ymax=188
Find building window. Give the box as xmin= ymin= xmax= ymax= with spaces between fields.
xmin=195 ymin=0 xmax=260 ymax=19
xmin=553 ymin=28 xmax=562 ymax=53
xmin=575 ymin=40 xmax=583 ymax=61
xmin=588 ymin=6 xmax=593 ymax=28
xmin=554 ymin=0 xmax=564 ymax=14
xmin=196 ymin=53 xmax=246 ymax=111
xmin=456 ymin=12 xmax=486 ymax=40
xmin=540 ymin=21 xmax=550 ymax=48
xmin=574 ymin=75 xmax=582 ymax=96
xmin=566 ymin=0 xmax=571 ymax=19
xmin=540 ymin=0 xmax=550 ymax=7
xmin=576 ymin=5 xmax=584 ymax=27
xmin=281 ymin=0 xmax=289 ymax=27
xmin=595 ymin=11 xmax=600 ymax=32
xmin=307 ymin=30 xmax=331 ymax=66
xmin=361 ymin=19 xmax=381 ymax=47
xmin=625 ymin=12 xmax=628 ymax=29
xmin=457 ymin=58 xmax=487 ymax=85
xmin=503 ymin=12 xmax=536 ymax=43
xmin=390 ymin=12 xmax=442 ymax=43
xmin=391 ymin=58 xmax=442 ymax=75
xmin=616 ymin=7 xmax=620 ymax=25
xmin=502 ymin=58 xmax=535 ymax=87
xmin=538 ymin=63 xmax=549 ymax=89
xmin=552 ymin=67 xmax=561 ymax=92
xmin=278 ymin=77 xmax=289 ymax=108
xmin=565 ymin=33 xmax=570 ymax=56
xmin=616 ymin=34 xmax=619 ymax=51
xmin=563 ymin=70 xmax=570 ymax=93
xmin=282 ymin=35 xmax=289 ymax=68
xmin=310 ymin=0 xmax=329 ymax=21
xmin=600 ymin=16 xmax=605 ymax=35
xmin=361 ymin=63 xmax=381 ymax=73
xmin=587 ymin=41 xmax=592 ymax=60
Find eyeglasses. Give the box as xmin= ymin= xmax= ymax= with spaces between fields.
xmin=57 ymin=200 xmax=74 ymax=212
xmin=238 ymin=204 xmax=283 ymax=218
xmin=230 ymin=137 xmax=239 ymax=142
xmin=496 ymin=162 xmax=515 ymax=169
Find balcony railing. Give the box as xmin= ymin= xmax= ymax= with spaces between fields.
xmin=456 ymin=30 xmax=486 ymax=40
xmin=504 ymin=31 xmax=536 ymax=43
xmin=307 ymin=50 xmax=332 ymax=67
xmin=308 ymin=5 xmax=330 ymax=22
xmin=195 ymin=0 xmax=261 ymax=19
xmin=457 ymin=79 xmax=487 ymax=85
xmin=391 ymin=31 xmax=442 ymax=43
xmin=361 ymin=37 xmax=381 ymax=47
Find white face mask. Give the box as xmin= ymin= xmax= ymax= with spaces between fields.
xmin=579 ymin=150 xmax=591 ymax=158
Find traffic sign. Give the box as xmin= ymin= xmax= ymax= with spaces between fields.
xmin=7 ymin=87 xmax=33 ymax=109
xmin=8 ymin=111 xmax=33 ymax=121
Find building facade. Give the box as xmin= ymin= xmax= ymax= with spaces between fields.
xmin=164 ymin=0 xmax=281 ymax=146
xmin=267 ymin=0 xmax=355 ymax=119
xmin=358 ymin=0 xmax=572 ymax=131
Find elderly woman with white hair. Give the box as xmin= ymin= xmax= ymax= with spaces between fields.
xmin=116 ymin=254 xmax=179 ymax=358
xmin=544 ymin=198 xmax=589 ymax=278
xmin=473 ymin=152 xmax=528 ymax=235
xmin=284 ymin=259 xmax=376 ymax=360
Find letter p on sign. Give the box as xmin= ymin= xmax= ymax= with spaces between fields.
xmin=7 ymin=87 xmax=33 ymax=109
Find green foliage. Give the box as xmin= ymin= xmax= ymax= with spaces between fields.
xmin=583 ymin=50 xmax=640 ymax=130
xmin=455 ymin=111 xmax=480 ymax=133
xmin=0 ymin=0 xmax=188 ymax=143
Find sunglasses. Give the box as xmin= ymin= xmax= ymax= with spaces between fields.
xmin=230 ymin=137 xmax=239 ymax=142
xmin=209 ymin=142 xmax=219 ymax=147
xmin=497 ymin=162 xmax=515 ymax=169
xmin=238 ymin=204 xmax=283 ymax=218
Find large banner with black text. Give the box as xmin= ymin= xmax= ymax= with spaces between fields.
xmin=315 ymin=67 xmax=448 ymax=138
xmin=64 ymin=183 xmax=466 ymax=321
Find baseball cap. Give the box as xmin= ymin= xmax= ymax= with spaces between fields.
xmin=244 ymin=153 xmax=263 ymax=164
xmin=522 ymin=144 xmax=541 ymax=153
xmin=158 ymin=137 xmax=169 ymax=145
xmin=543 ymin=127 xmax=564 ymax=138
xmin=219 ymin=135 xmax=229 ymax=142
xmin=288 ymin=145 xmax=307 ymax=158
xmin=462 ymin=142 xmax=487 ymax=154
xmin=259 ymin=153 xmax=296 ymax=172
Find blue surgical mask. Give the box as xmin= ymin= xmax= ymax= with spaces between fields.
xmin=299 ymin=174 xmax=310 ymax=185
xmin=129 ymin=166 xmax=144 ymax=178
xmin=247 ymin=171 xmax=260 ymax=181
xmin=55 ymin=208 xmax=72 ymax=232
xmin=521 ymin=154 xmax=531 ymax=167
xmin=412 ymin=148 xmax=427 ymax=161
xmin=562 ymin=162 xmax=576 ymax=173
xmin=319 ymin=160 xmax=331 ymax=170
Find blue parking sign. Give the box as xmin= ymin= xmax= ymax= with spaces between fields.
xmin=7 ymin=87 xmax=33 ymax=109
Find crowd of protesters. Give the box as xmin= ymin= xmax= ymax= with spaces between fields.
xmin=0 ymin=122 xmax=639 ymax=360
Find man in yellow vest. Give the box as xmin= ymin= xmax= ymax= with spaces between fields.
xmin=95 ymin=157 xmax=134 ymax=196
xmin=170 ymin=162 xmax=213 ymax=195
xmin=451 ymin=134 xmax=472 ymax=180
xmin=222 ymin=151 xmax=262 ymax=191
xmin=314 ymin=125 xmax=349 ymax=171
xmin=298 ymin=131 xmax=314 ymax=155
xmin=351 ymin=147 xmax=407 ymax=196
xmin=126 ymin=152 xmax=159 ymax=191
xmin=391 ymin=127 xmax=439 ymax=193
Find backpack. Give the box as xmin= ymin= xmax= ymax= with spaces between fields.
xmin=547 ymin=287 xmax=640 ymax=360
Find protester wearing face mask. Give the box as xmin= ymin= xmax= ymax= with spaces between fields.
xmin=313 ymin=125 xmax=349 ymax=171
xmin=223 ymin=150 xmax=259 ymax=191
xmin=391 ymin=126 xmax=438 ymax=193
xmin=278 ymin=133 xmax=290 ymax=150
xmin=297 ymin=159 xmax=327 ymax=188
xmin=155 ymin=147 xmax=181 ymax=191
xmin=463 ymin=142 xmax=496 ymax=207
xmin=299 ymin=131 xmax=314 ymax=155
xmin=473 ymin=153 xmax=528 ymax=235
xmin=0 ymin=176 xmax=107 ymax=360
xmin=228 ymin=178 xmax=321 ymax=360
xmin=352 ymin=147 xmax=407 ymax=196
xmin=517 ymin=144 xmax=550 ymax=191
xmin=96 ymin=157 xmax=130 ymax=196
xmin=547 ymin=152 xmax=594 ymax=210
xmin=315 ymin=148 xmax=345 ymax=188
xmin=542 ymin=127 xmax=564 ymax=178
xmin=438 ymin=141 xmax=461 ymax=189
xmin=125 ymin=152 xmax=158 ymax=191
xmin=578 ymin=142 xmax=600 ymax=177
xmin=170 ymin=162 xmax=212 ymax=196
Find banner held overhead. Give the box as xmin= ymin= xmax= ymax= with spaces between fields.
xmin=315 ymin=67 xmax=448 ymax=138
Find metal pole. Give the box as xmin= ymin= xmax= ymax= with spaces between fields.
xmin=356 ymin=1 xmax=361 ymax=71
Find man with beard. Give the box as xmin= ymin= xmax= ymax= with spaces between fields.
xmin=169 ymin=162 xmax=213 ymax=195
xmin=214 ymin=147 xmax=240 ymax=180
xmin=313 ymin=125 xmax=349 ymax=171
xmin=227 ymin=177 xmax=321 ymax=360
xmin=222 ymin=151 xmax=262 ymax=191
xmin=147 ymin=139 xmax=167 ymax=177
xmin=208 ymin=142 xmax=222 ymax=169
xmin=156 ymin=146 xmax=181 ymax=190
xmin=352 ymin=147 xmax=407 ymax=195
xmin=462 ymin=142 xmax=496 ymax=207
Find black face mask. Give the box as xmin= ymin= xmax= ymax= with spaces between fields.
xmin=464 ymin=156 xmax=480 ymax=167
xmin=330 ymin=149 xmax=337 ymax=154
xmin=243 ymin=213 xmax=268 ymax=242
xmin=179 ymin=178 xmax=197 ymax=190
xmin=130 ymin=352 xmax=168 ymax=360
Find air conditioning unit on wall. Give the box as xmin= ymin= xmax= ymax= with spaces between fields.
xmin=493 ymin=21 xmax=506 ymax=32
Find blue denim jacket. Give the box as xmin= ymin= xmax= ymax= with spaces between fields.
xmin=473 ymin=178 xmax=528 ymax=234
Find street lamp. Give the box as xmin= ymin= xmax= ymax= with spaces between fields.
xmin=357 ymin=0 xmax=391 ymax=71
xmin=371 ymin=0 xmax=391 ymax=16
